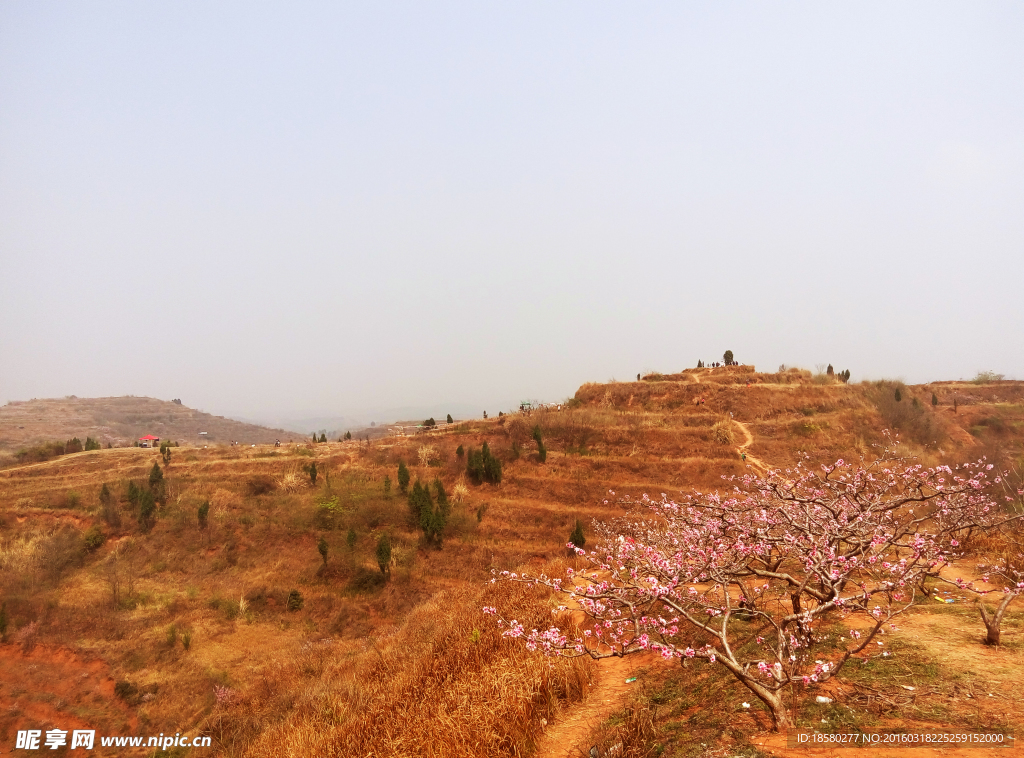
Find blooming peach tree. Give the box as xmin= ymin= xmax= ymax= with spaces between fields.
xmin=486 ymin=448 xmax=1010 ymax=730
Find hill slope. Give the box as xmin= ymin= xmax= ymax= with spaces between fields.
xmin=0 ymin=396 xmax=294 ymax=453
xmin=0 ymin=368 xmax=1022 ymax=756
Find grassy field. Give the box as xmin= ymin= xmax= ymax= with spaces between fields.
xmin=1 ymin=368 xmax=1022 ymax=756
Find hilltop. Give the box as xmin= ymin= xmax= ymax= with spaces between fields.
xmin=0 ymin=396 xmax=295 ymax=456
xmin=0 ymin=366 xmax=1022 ymax=757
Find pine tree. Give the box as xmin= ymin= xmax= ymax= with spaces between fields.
xmin=723 ymin=350 xmax=734 ymax=366
xmin=197 ymin=501 xmax=210 ymax=530
xmin=932 ymin=393 xmax=939 ymax=406
xmin=446 ymin=414 xmax=453 ymax=424
xmin=317 ymin=536 xmax=328 ymax=565
xmin=895 ymin=389 xmax=902 ymax=402
xmin=456 ymin=445 xmax=464 ymax=458
xmin=308 ymin=462 xmax=318 ymax=486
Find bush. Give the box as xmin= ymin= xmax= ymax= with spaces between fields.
xmin=383 ymin=475 xmax=391 ymax=497
xmin=456 ymin=445 xmax=464 ymax=458
xmin=347 ymin=528 xmax=357 ymax=551
xmin=287 ymin=589 xmax=304 ymax=612
xmin=83 ymin=525 xmax=105 ymax=552
xmin=307 ymin=462 xmax=318 ymax=486
xmin=114 ymin=680 xmax=140 ymax=705
xmin=246 ymin=475 xmax=277 ymax=496
xmin=424 ymin=417 xmax=436 ymax=427
xmin=466 ymin=443 xmax=502 ymax=485
xmin=181 ymin=631 xmax=192 ymax=651
xmin=197 ymin=501 xmax=210 ymax=530
xmin=350 ymin=566 xmax=386 ymax=593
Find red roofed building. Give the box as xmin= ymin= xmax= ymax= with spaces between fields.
xmin=139 ymin=434 xmax=160 ymax=448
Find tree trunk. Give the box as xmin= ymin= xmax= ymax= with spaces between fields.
xmin=979 ymin=594 xmax=1016 ymax=646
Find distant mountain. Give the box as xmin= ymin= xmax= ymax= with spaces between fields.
xmin=0 ymin=396 xmax=296 ymax=451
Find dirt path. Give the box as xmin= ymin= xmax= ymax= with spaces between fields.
xmin=732 ymin=419 xmax=769 ymax=473
xmin=534 ymin=654 xmax=661 ymax=758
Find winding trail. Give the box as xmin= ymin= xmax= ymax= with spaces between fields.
xmin=732 ymin=419 xmax=769 ymax=473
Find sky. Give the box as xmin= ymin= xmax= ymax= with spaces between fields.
xmin=1 ymin=2 xmax=1022 ymax=426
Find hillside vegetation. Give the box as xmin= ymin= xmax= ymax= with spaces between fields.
xmin=0 ymin=397 xmax=293 ymax=464
xmin=1 ymin=367 xmax=1022 ymax=757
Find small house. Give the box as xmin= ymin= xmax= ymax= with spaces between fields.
xmin=139 ymin=434 xmax=160 ymax=448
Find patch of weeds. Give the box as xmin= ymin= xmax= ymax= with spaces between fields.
xmin=348 ymin=567 xmax=385 ymax=594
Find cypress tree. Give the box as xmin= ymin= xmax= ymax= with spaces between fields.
xmin=397 ymin=462 xmax=410 ymax=494
xmin=317 ymin=536 xmax=328 ymax=565
xmin=376 ymin=534 xmax=392 ymax=577
xmin=932 ymin=393 xmax=939 ymax=406
xmin=569 ymin=519 xmax=586 ymax=550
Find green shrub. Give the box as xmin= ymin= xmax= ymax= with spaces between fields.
xmin=246 ymin=475 xmax=276 ymax=496
xmin=317 ymin=536 xmax=329 ymax=565
xmin=456 ymin=445 xmax=464 ymax=458
xmin=287 ymin=589 xmax=304 ymax=612
xmin=197 ymin=501 xmax=210 ymax=530
xmin=181 ymin=631 xmax=192 ymax=651
xmin=83 ymin=525 xmax=105 ymax=552
xmin=166 ymin=623 xmax=178 ymax=648
xmin=347 ymin=528 xmax=357 ymax=551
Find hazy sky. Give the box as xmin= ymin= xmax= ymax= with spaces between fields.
xmin=2 ymin=3 xmax=1022 ymax=423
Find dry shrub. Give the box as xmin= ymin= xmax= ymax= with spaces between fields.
xmin=212 ymin=581 xmax=592 ymax=758
xmin=711 ymin=419 xmax=734 ymax=445
xmin=278 ymin=471 xmax=303 ymax=492
xmin=417 ymin=444 xmax=438 ymax=467
xmin=587 ymin=688 xmax=658 ymax=758
xmin=211 ymin=488 xmax=244 ymax=511
xmin=245 ymin=475 xmax=277 ymax=496
xmin=452 ymin=483 xmax=469 ymax=504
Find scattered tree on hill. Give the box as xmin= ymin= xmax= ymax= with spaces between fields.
xmin=894 ymin=388 xmax=902 ymax=402
xmin=347 ymin=528 xmax=357 ymax=551
xmin=137 ymin=489 xmax=156 ymax=532
xmin=197 ymin=500 xmax=210 ymax=530
xmin=66 ymin=437 xmax=83 ymax=454
xmin=826 ymin=364 xmax=834 ymax=375
xmin=945 ymin=542 xmax=1024 ymax=646
xmin=376 ymin=534 xmax=392 ymax=578
xmin=344 ymin=431 xmax=352 ymax=440
xmin=487 ymin=446 xmax=1010 ymax=731
xmin=447 ymin=413 xmax=453 ymax=424
xmin=85 ymin=436 xmax=101 ymax=451
xmin=397 ymin=462 xmax=410 ymax=494
xmin=483 ymin=411 xmax=488 ymax=419
xmin=383 ymin=475 xmax=392 ymax=497
xmin=287 ymin=589 xmax=304 ymax=612
xmin=172 ymin=398 xmax=182 ymax=405
xmin=723 ymin=350 xmax=734 ymax=366
xmin=533 ymin=425 xmax=547 ymax=463
xmin=467 ymin=442 xmax=502 ymax=485
xmin=317 ymin=536 xmax=329 ymax=566
xmin=307 ymin=462 xmax=318 ymax=486
xmin=932 ymin=393 xmax=939 ymax=406
xmin=838 ymin=369 xmax=851 ymax=383
xmin=407 ymin=480 xmax=450 ymax=546
xmin=99 ymin=483 xmax=120 ymax=528
xmin=149 ymin=462 xmax=164 ymax=489
xmin=160 ymin=440 xmax=172 ymax=464
xmin=319 ymin=433 xmax=327 ymax=443
xmin=697 ymin=360 xmax=703 ymax=368
xmin=568 ymin=519 xmax=585 ymax=550
xmin=456 ymin=444 xmax=464 ymax=458
xmin=424 ymin=417 xmax=436 ymax=428
xmin=312 ymin=432 xmax=317 ymax=443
